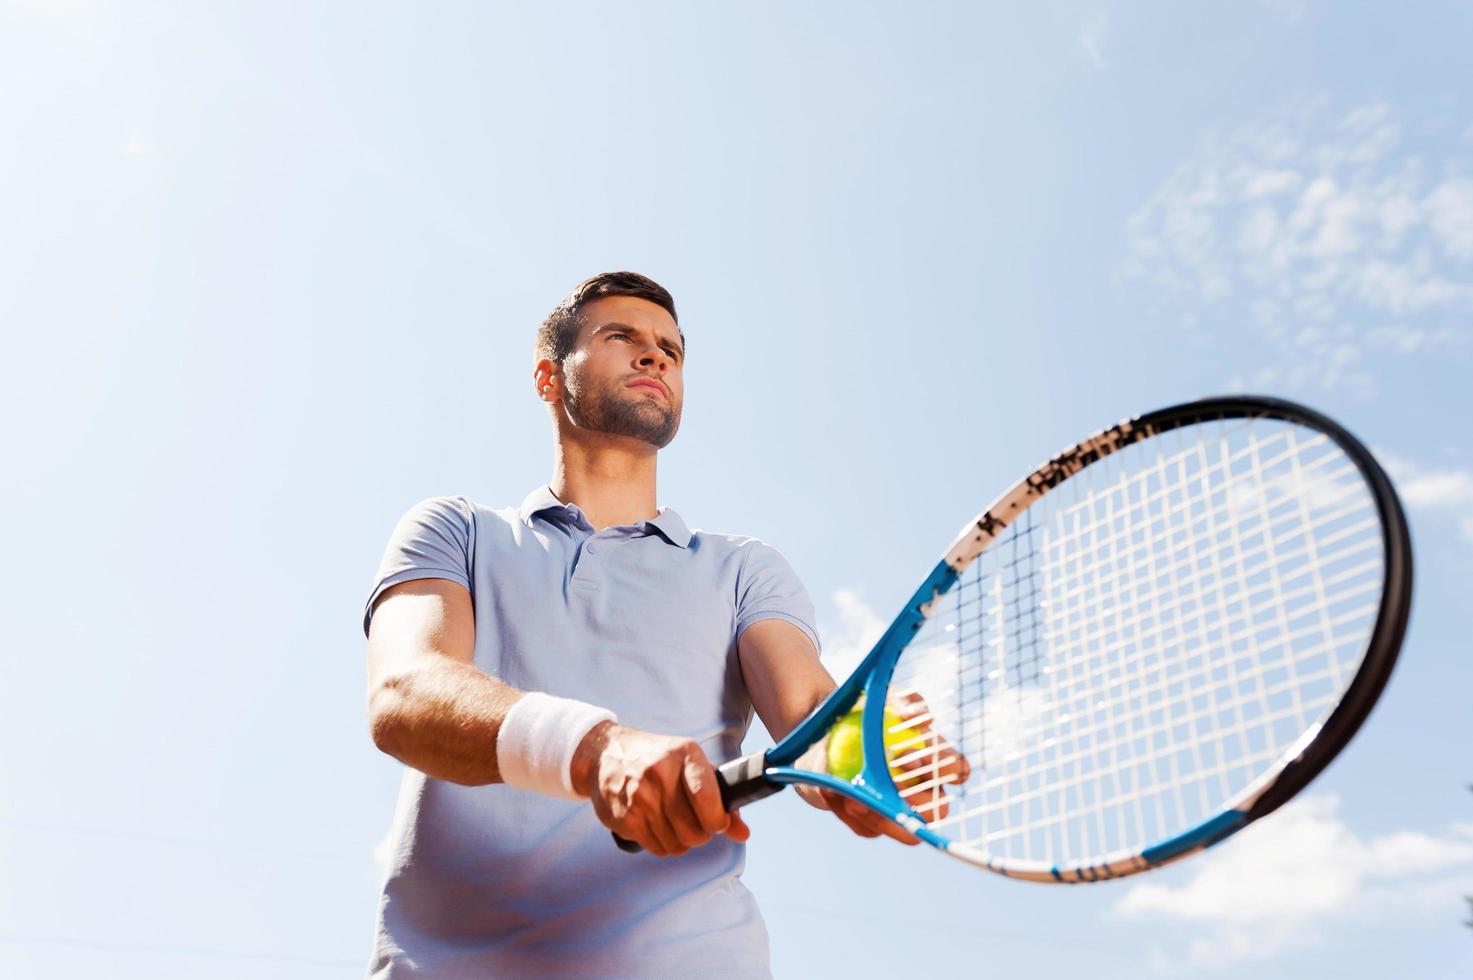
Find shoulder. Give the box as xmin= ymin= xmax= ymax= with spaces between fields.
xmin=384 ymin=496 xmax=540 ymax=556
xmin=687 ymin=527 xmax=780 ymax=561
xmin=396 ymin=495 xmax=519 ymax=529
xmin=686 ymin=528 xmax=805 ymax=586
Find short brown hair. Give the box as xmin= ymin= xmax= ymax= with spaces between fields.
xmin=536 ymin=271 xmax=682 ymax=364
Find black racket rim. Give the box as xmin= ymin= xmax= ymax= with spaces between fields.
xmin=1126 ymin=395 xmax=1413 ymax=822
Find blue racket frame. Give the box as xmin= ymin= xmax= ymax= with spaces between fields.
xmin=757 ymin=560 xmax=959 ymax=847
xmin=620 ymin=395 xmax=1410 ymax=880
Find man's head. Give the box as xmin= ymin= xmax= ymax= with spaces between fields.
xmin=534 ymin=272 xmax=686 ymax=450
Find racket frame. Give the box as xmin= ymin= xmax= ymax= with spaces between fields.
xmin=722 ymin=395 xmax=1412 ymax=881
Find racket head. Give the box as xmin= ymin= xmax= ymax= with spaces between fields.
xmin=767 ymin=395 xmax=1411 ymax=881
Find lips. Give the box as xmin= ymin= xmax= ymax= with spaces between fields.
xmin=627 ymin=378 xmax=667 ymax=399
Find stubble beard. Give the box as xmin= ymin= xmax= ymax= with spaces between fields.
xmin=563 ymin=372 xmax=680 ymax=449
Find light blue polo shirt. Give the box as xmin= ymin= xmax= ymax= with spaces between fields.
xmin=361 ymin=488 xmax=820 ymax=978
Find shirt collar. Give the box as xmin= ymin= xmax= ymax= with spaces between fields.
xmin=518 ymin=485 xmax=570 ymax=526
xmin=642 ymin=507 xmax=692 ymax=549
xmin=518 ymin=486 xmax=691 ymax=549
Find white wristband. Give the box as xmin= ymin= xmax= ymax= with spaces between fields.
xmin=496 ymin=691 xmax=616 ymax=801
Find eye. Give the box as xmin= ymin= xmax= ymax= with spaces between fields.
xmin=608 ymin=331 xmax=631 ymax=342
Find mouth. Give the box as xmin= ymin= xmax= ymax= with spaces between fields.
xmin=627 ymin=378 xmax=667 ymax=399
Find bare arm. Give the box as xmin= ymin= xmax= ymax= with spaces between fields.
xmin=365 ymin=578 xmax=745 ymax=856
xmin=737 ymin=619 xmax=836 ymax=743
xmin=366 ymin=578 xmax=520 ymax=785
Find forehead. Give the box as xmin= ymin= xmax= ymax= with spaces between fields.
xmin=574 ymin=295 xmax=681 ymax=346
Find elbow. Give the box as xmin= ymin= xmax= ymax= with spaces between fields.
xmin=367 ymin=675 xmax=409 ymax=757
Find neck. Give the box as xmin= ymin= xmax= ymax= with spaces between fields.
xmin=549 ymin=431 xmax=660 ymax=531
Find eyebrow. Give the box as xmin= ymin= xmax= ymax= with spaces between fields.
xmin=593 ymin=321 xmax=685 ymax=359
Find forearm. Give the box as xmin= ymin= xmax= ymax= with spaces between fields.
xmin=738 ymin=620 xmax=836 ymax=742
xmin=369 ymin=658 xmax=523 ymax=785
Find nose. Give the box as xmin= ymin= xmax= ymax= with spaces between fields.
xmin=636 ymin=345 xmax=670 ymax=372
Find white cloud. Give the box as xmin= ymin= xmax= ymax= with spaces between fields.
xmin=1242 ymin=168 xmax=1301 ymax=198
xmin=1400 ymin=469 xmax=1473 ymax=509
xmin=1364 ymin=324 xmax=1459 ymax=354
xmin=1113 ymin=794 xmax=1473 ymax=970
xmin=1124 ymin=99 xmax=1473 ymax=394
xmin=1376 ymin=451 xmax=1473 ymax=544
xmin=818 ymin=589 xmax=887 ymax=680
xmin=1427 ymin=177 xmax=1473 ymax=260
xmin=1079 ymin=10 xmax=1109 ymax=70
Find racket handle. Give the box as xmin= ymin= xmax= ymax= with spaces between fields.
xmin=611 ymin=751 xmax=783 ymax=853
xmin=716 ymin=751 xmax=782 ymax=810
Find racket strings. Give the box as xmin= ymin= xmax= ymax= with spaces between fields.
xmin=887 ymin=416 xmax=1383 ymax=868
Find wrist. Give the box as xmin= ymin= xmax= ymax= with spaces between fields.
xmin=569 ymin=719 xmax=617 ymax=799
xmin=495 ymin=692 xmax=616 ymax=801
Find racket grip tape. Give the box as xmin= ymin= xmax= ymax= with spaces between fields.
xmin=611 ymin=751 xmax=784 ymax=853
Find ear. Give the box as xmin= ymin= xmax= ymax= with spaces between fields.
xmin=533 ymin=358 xmax=560 ymax=401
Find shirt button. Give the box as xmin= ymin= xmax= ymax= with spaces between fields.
xmin=584 ymin=543 xmax=596 ymax=556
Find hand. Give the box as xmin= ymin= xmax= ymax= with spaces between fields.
xmin=796 ymin=689 xmax=972 ymax=845
xmin=571 ymin=721 xmax=750 ymax=857
xmin=886 ymin=688 xmax=971 ymax=824
xmin=798 ymin=783 xmax=923 ymax=846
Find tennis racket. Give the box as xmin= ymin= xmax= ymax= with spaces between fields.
xmin=617 ymin=395 xmax=1412 ymax=882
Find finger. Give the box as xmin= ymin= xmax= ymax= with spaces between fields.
xmin=840 ymin=797 xmax=921 ymax=846
xmin=663 ymin=775 xmax=709 ymax=850
xmin=859 ymin=804 xmax=921 ymax=846
xmin=881 ymin=821 xmax=922 ymax=846
xmin=833 ymin=797 xmax=884 ymax=839
xmin=951 ymin=744 xmax=973 ymax=784
xmin=890 ymin=687 xmax=923 ymax=710
xmin=681 ymin=753 xmax=730 ymax=837
xmin=820 ymin=788 xmax=885 ymax=837
xmin=648 ymin=818 xmax=684 ymax=857
xmin=888 ymin=692 xmax=941 ymax=736
xmin=890 ymin=733 xmax=970 ymax=789
xmin=634 ymin=786 xmax=685 ymax=856
xmin=895 ymin=732 xmax=967 ymax=781
xmin=917 ymin=794 xmax=950 ymax=822
xmin=832 ymin=804 xmax=881 ymax=838
xmin=723 ymin=808 xmax=751 ymax=842
xmin=889 ymin=737 xmax=944 ymax=788
xmin=820 ymin=790 xmax=921 ymax=845
xmin=625 ymin=813 xmax=670 ymax=857
xmin=902 ymin=783 xmax=950 ymax=822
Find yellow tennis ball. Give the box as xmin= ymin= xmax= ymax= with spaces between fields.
xmin=881 ymin=708 xmax=924 ymax=768
xmin=826 ymin=709 xmax=865 ymax=781
xmin=826 ymin=706 xmax=925 ymax=782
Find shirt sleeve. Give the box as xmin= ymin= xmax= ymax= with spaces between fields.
xmin=362 ymin=496 xmax=476 ymax=638
xmin=733 ymin=541 xmax=820 ymax=654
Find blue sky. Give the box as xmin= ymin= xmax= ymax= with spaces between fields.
xmin=3 ymin=1 xmax=1472 ymax=976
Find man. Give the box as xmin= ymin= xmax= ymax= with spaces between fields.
xmin=362 ymin=272 xmax=918 ymax=977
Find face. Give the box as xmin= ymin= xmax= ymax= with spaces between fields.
xmin=541 ymin=295 xmax=685 ymax=449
